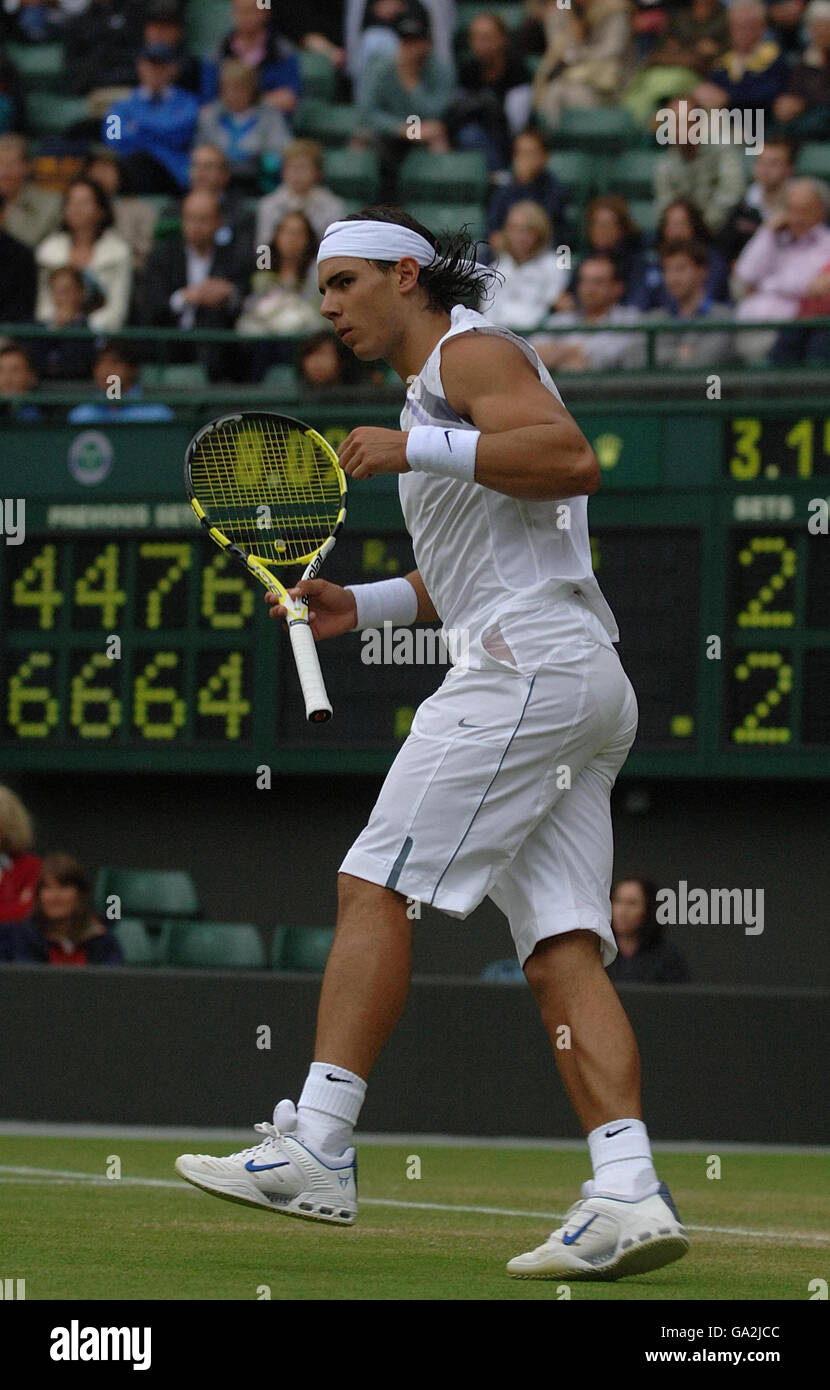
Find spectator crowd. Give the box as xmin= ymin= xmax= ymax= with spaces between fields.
xmin=1 ymin=0 xmax=829 ymax=412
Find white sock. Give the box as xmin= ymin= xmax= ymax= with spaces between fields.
xmin=296 ymin=1062 xmax=366 ymax=1156
xmin=587 ymin=1118 xmax=659 ymax=1198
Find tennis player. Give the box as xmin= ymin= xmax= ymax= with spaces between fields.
xmin=176 ymin=208 xmax=689 ymax=1281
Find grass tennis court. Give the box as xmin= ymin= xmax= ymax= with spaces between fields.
xmin=1 ymin=1136 xmax=827 ymax=1301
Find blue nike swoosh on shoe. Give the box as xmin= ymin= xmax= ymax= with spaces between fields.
xmin=244 ymin=1160 xmax=291 ymax=1172
xmin=562 ymin=1214 xmax=599 ymax=1246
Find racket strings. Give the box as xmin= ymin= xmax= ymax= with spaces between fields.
xmin=190 ymin=417 xmax=343 ymax=565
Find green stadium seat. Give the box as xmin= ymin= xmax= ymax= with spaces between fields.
xmin=25 ymin=92 xmax=89 ymax=137
xmin=625 ymin=197 xmax=660 ymax=240
xmin=184 ymin=0 xmax=230 ymax=59
xmin=323 ymin=148 xmax=381 ymax=203
xmin=408 ymin=201 xmax=487 ymax=240
xmin=262 ymin=363 xmax=298 ymax=395
xmin=796 ymin=143 xmax=830 ymax=181
xmin=113 ymin=917 xmax=168 ymax=967
xmin=399 ymin=149 xmax=488 ymax=202
xmin=162 ymin=362 xmax=209 ymax=388
xmin=298 ymin=49 xmax=336 ymax=102
xmin=605 ymin=149 xmax=659 ymax=200
xmin=455 ymin=4 xmax=524 ymax=37
xmin=294 ymin=101 xmax=361 ymax=147
xmin=166 ymin=921 xmax=266 ymax=969
xmin=555 ymin=108 xmax=637 ymax=152
xmin=278 ymin=925 xmax=334 ymax=972
xmin=6 ymin=42 xmax=67 ymax=91
xmin=269 ymin=926 xmax=287 ymax=968
xmin=94 ymin=868 xmax=200 ymax=923
xmin=546 ymin=150 xmax=600 ymax=203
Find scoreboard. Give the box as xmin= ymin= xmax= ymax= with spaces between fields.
xmin=0 ymin=401 xmax=828 ymax=778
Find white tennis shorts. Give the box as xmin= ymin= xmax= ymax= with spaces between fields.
xmin=340 ymin=596 xmax=638 ymax=967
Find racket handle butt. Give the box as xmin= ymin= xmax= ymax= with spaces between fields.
xmin=288 ymin=619 xmax=333 ymax=724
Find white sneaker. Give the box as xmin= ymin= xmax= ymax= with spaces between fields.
xmin=507 ymin=1180 xmax=689 ymax=1280
xmin=175 ymin=1101 xmax=357 ymax=1225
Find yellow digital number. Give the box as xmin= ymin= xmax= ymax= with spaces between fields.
xmin=12 ymin=543 xmax=64 ymax=629
xmin=7 ymin=652 xmax=59 ymax=737
xmin=732 ymin=652 xmax=792 ymax=744
xmin=362 ymin=539 xmax=400 ymax=575
xmin=201 ymin=552 xmax=255 ymax=630
xmin=197 ymin=652 xmax=250 ymax=738
xmin=283 ymin=431 xmax=317 ymax=489
xmin=133 ymin=652 xmax=186 ymax=739
xmin=138 ymin=542 xmax=192 ymax=629
xmin=729 ymin=419 xmax=762 ymax=480
xmin=784 ymin=418 xmax=813 ymax=478
xmin=70 ymin=653 xmax=121 ymax=739
xmin=75 ymin=543 xmax=126 ymax=627
xmin=736 ymin=536 xmax=796 ymax=628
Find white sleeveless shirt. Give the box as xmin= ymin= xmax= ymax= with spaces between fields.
xmin=398 ymin=304 xmax=619 ymax=665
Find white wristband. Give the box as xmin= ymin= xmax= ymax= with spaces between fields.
xmin=406 ymin=425 xmax=480 ymax=483
xmin=345 ymin=577 xmax=419 ymax=630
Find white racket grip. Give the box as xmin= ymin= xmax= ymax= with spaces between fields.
xmin=288 ymin=618 xmax=332 ymax=723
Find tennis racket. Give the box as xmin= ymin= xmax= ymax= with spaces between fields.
xmin=185 ymin=410 xmax=347 ymax=723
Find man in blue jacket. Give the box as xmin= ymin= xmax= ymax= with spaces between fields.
xmin=103 ymin=43 xmax=200 ymax=195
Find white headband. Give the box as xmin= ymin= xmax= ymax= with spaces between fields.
xmin=317 ymin=219 xmax=438 ymax=269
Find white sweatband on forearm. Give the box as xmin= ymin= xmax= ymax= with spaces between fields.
xmin=406 ymin=426 xmax=480 ymax=483
xmin=345 ymin=577 xmax=419 ymax=630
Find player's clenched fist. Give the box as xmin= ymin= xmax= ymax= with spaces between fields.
xmin=338 ymin=427 xmax=410 ymax=480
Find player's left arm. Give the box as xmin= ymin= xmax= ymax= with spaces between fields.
xmin=337 ymin=335 xmax=600 ymax=501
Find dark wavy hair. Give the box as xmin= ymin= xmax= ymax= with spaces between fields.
xmin=657 ymin=197 xmax=713 ymax=250
xmin=61 ymin=177 xmax=115 ymax=237
xmin=34 ymin=852 xmax=97 ymax=945
xmin=344 ymin=205 xmax=496 ymax=313
xmin=611 ymin=875 xmax=663 ymax=951
xmin=272 ymin=210 xmax=319 ymax=283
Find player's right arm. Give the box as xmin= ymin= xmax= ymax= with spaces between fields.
xmin=266 ymin=570 xmax=437 ymax=639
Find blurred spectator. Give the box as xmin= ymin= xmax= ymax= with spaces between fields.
xmin=297 ymin=327 xmax=383 ymax=390
xmin=83 ymin=149 xmax=158 ymax=273
xmin=0 ymin=342 xmax=41 ymax=419
xmin=103 ymin=44 xmax=200 ymax=195
xmin=356 ymin=10 xmax=453 ymax=200
xmin=485 ymin=200 xmax=570 ymax=332
xmin=532 ymin=253 xmax=646 ymax=370
xmin=575 ymin=194 xmax=649 ymax=306
xmin=533 ymin=0 xmax=633 ymax=130
xmin=770 ymin=0 xmax=830 ymax=141
xmin=447 ymin=12 xmax=533 ymax=172
xmin=666 ymin=0 xmax=729 ymax=73
xmin=708 ymin=0 xmax=788 ymax=111
xmin=237 ymin=210 xmax=321 ymax=338
xmin=766 ymin=0 xmax=809 ymax=56
xmin=197 ymin=60 xmax=290 ymax=195
xmin=769 ymin=252 xmax=830 ymax=363
xmin=69 ymin=341 xmax=174 ymax=422
xmin=0 ymin=192 xmax=37 ymax=319
xmin=0 ymin=33 xmax=25 ymax=131
xmin=0 ymin=134 xmax=62 ymax=247
xmin=650 ymin=239 xmax=735 ymax=366
xmin=2 ymin=0 xmax=87 ymax=43
xmin=487 ymin=127 xmax=569 ymax=249
xmin=278 ymin=1 xmax=348 ymax=73
xmin=33 ymin=266 xmax=96 ymax=380
xmin=654 ymin=94 xmax=746 ymax=233
xmin=140 ymin=189 xmax=252 ymax=380
xmin=64 ymin=0 xmax=145 ymax=109
xmin=718 ymin=136 xmax=795 ymax=263
xmin=346 ymin=0 xmax=456 ymax=84
xmin=0 ymin=852 xmax=123 ymax=966
xmin=606 ymin=876 xmax=690 ymax=984
xmin=35 ymin=178 xmax=132 ymax=331
xmin=142 ymin=0 xmax=205 ymax=100
xmin=163 ymin=143 xmax=256 ymax=251
xmin=0 ymin=785 xmax=41 ymax=924
xmin=733 ymin=176 xmax=830 ymax=360
xmin=635 ymin=197 xmax=730 ymax=309
xmin=257 ymin=139 xmax=345 ymax=245
xmin=207 ymin=0 xmax=302 ymax=115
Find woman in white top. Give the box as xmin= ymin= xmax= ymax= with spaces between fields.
xmin=35 ymin=178 xmax=133 ymax=333
xmin=485 ymin=199 xmax=569 ymax=334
